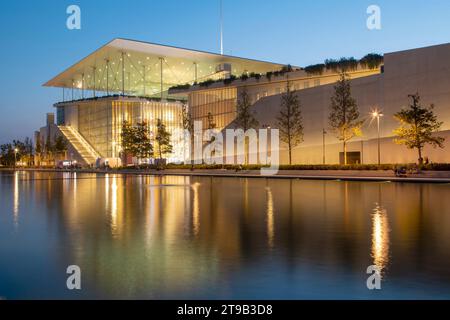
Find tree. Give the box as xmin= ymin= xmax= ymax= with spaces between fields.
xmin=235 ymin=88 xmax=259 ymax=131
xmin=181 ymin=104 xmax=194 ymax=164
xmin=207 ymin=112 xmax=216 ymax=130
xmin=328 ymin=72 xmax=363 ymax=164
xmin=45 ymin=134 xmax=54 ymax=160
xmin=393 ymin=93 xmax=445 ymax=165
xmin=54 ymin=136 xmax=68 ymax=157
xmin=35 ymin=137 xmax=42 ymax=165
xmin=134 ymin=121 xmax=153 ymax=161
xmin=0 ymin=143 xmax=15 ymax=166
xmin=155 ymin=119 xmax=173 ymax=160
xmin=234 ymin=88 xmax=259 ymax=165
xmin=120 ymin=120 xmax=137 ymax=158
xmin=120 ymin=120 xmax=153 ymax=165
xmin=277 ymin=81 xmax=304 ymax=165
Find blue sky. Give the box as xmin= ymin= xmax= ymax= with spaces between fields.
xmin=1 ymin=0 xmax=450 ymax=143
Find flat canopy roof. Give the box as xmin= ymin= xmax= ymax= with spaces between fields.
xmin=44 ymin=38 xmax=287 ymax=97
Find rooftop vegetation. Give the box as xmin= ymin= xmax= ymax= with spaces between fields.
xmin=169 ymin=53 xmax=383 ymax=91
xmin=304 ymin=53 xmax=383 ymax=75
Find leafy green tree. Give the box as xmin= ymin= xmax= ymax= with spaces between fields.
xmin=0 ymin=143 xmax=15 ymax=166
xmin=54 ymin=136 xmax=68 ymax=156
xmin=120 ymin=120 xmax=153 ymax=164
xmin=277 ymin=81 xmax=303 ymax=165
xmin=121 ymin=120 xmax=138 ymax=158
xmin=328 ymin=72 xmax=363 ymax=164
xmin=393 ymin=93 xmax=445 ymax=164
xmin=155 ymin=119 xmax=173 ymax=160
xmin=134 ymin=121 xmax=154 ymax=161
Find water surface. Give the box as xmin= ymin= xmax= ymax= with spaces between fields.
xmin=1 ymin=171 xmax=450 ymax=299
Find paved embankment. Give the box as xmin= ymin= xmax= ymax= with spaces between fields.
xmin=4 ymin=167 xmax=450 ymax=183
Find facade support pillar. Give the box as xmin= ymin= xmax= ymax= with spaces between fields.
xmin=92 ymin=66 xmax=97 ymax=98
xmin=121 ymin=52 xmax=125 ymax=96
xmin=159 ymin=57 xmax=164 ymax=100
xmin=105 ymin=59 xmax=110 ymax=96
xmin=81 ymin=73 xmax=85 ymax=99
xmin=143 ymin=65 xmax=146 ymax=96
xmin=194 ymin=62 xmax=198 ymax=83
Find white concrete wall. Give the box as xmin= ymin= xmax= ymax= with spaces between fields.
xmin=250 ymin=43 xmax=450 ymax=164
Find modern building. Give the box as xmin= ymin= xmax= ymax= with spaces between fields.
xmin=38 ymin=38 xmax=450 ymax=166
xmin=39 ymin=38 xmax=286 ymax=166
xmin=172 ymin=42 xmax=450 ymax=165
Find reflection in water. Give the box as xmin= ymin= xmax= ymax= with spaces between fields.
xmin=192 ymin=182 xmax=201 ymax=237
xmin=13 ymin=171 xmax=19 ymax=228
xmin=371 ymin=203 xmax=390 ymax=277
xmin=266 ymin=186 xmax=275 ymax=249
xmin=110 ymin=175 xmax=119 ymax=238
xmin=2 ymin=172 xmax=450 ymax=299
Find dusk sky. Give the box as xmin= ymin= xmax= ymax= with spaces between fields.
xmin=1 ymin=0 xmax=449 ymax=143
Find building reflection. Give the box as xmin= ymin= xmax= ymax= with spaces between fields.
xmin=13 ymin=171 xmax=19 ymax=228
xmin=266 ymin=186 xmax=275 ymax=249
xmin=192 ymin=182 xmax=201 ymax=237
xmin=14 ymin=172 xmax=450 ymax=299
xmin=371 ymin=204 xmax=390 ymax=277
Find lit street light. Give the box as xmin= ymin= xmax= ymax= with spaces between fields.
xmin=322 ymin=128 xmax=327 ymax=165
xmin=371 ymin=110 xmax=383 ymax=165
xmin=14 ymin=148 xmax=19 ymax=170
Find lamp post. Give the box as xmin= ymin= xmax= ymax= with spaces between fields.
xmin=371 ymin=110 xmax=383 ymax=165
xmin=322 ymin=129 xmax=327 ymax=165
xmin=14 ymin=148 xmax=18 ymax=170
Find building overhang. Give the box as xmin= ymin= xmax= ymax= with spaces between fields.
xmin=44 ymin=38 xmax=288 ymax=98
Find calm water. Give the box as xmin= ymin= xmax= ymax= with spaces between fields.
xmin=1 ymin=171 xmax=450 ymax=299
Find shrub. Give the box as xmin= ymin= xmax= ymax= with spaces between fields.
xmin=199 ymin=79 xmax=215 ymax=87
xmin=170 ymin=83 xmax=191 ymax=91
xmin=304 ymin=64 xmax=325 ymax=75
xmin=325 ymin=59 xmax=339 ymax=72
xmin=360 ymin=53 xmax=384 ymax=70
xmin=223 ymin=75 xmax=237 ymax=85
xmin=338 ymin=57 xmax=359 ymax=72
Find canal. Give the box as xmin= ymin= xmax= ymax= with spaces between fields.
xmin=1 ymin=171 xmax=449 ymax=299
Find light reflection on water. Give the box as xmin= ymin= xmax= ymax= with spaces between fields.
xmin=1 ymin=171 xmax=450 ymax=299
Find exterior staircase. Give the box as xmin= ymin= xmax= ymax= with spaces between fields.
xmin=58 ymin=126 xmax=100 ymax=166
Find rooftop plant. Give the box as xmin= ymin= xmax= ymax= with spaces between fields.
xmin=304 ymin=63 xmax=326 ymax=75
xmin=359 ymin=53 xmax=384 ymax=69
xmin=305 ymin=53 xmax=383 ymax=75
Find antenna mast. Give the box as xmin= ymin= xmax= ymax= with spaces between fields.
xmin=220 ymin=0 xmax=223 ymax=55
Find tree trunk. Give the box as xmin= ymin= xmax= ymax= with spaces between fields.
xmin=418 ymin=147 xmax=423 ymax=165
xmin=288 ymin=142 xmax=292 ymax=165
xmin=343 ymin=141 xmax=347 ymax=165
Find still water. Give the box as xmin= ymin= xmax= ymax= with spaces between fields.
xmin=1 ymin=171 xmax=450 ymax=299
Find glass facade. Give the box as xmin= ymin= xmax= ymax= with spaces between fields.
xmin=75 ymin=98 xmax=183 ymax=159
xmin=189 ymin=88 xmax=237 ymax=130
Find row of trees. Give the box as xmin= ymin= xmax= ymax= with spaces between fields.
xmin=0 ymin=138 xmax=33 ymax=166
xmin=120 ymin=119 xmax=173 ymax=165
xmin=0 ymin=135 xmax=68 ymax=167
xmin=234 ymin=72 xmax=445 ymax=165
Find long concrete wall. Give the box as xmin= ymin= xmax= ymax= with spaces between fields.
xmin=251 ymin=43 xmax=450 ymax=164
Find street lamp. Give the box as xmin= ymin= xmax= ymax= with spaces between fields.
xmin=14 ymin=148 xmax=19 ymax=169
xmin=322 ymin=128 xmax=327 ymax=165
xmin=371 ymin=110 xmax=383 ymax=165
